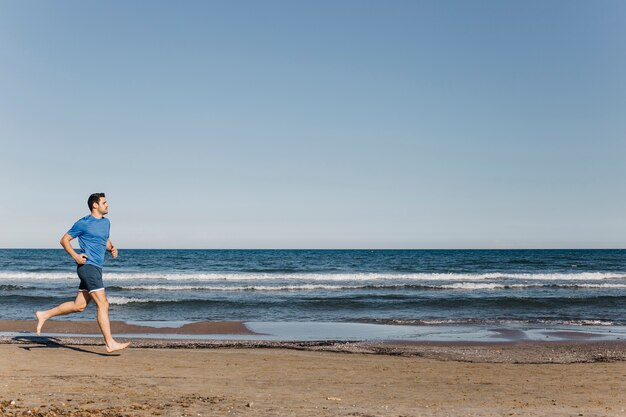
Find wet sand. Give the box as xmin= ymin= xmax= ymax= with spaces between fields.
xmin=0 ymin=319 xmax=255 ymax=336
xmin=1 ymin=341 xmax=625 ymax=417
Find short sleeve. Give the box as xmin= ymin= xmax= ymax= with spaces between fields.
xmin=67 ymin=219 xmax=85 ymax=238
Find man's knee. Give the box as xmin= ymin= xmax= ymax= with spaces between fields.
xmin=74 ymin=303 xmax=87 ymax=312
xmin=90 ymin=291 xmax=109 ymax=309
xmin=95 ymin=298 xmax=109 ymax=310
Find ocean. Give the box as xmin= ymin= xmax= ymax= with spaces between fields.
xmin=1 ymin=249 xmax=625 ymax=327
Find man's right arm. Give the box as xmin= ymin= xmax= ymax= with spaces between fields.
xmin=60 ymin=233 xmax=87 ymax=264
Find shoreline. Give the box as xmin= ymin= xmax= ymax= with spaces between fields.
xmin=2 ymin=337 xmax=625 ymax=364
xmin=1 ymin=319 xmax=625 ymax=364
xmin=2 ymin=319 xmax=625 ymax=342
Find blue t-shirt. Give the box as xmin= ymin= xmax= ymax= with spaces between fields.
xmin=67 ymin=215 xmax=110 ymax=268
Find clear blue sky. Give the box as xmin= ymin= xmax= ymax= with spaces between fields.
xmin=1 ymin=1 xmax=625 ymax=249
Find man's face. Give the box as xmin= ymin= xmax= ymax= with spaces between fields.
xmin=94 ymin=197 xmax=109 ymax=215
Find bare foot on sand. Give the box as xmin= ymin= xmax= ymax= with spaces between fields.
xmin=106 ymin=341 xmax=131 ymax=353
xmin=35 ymin=311 xmax=47 ymax=336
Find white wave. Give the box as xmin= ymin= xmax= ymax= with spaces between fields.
xmin=383 ymin=318 xmax=616 ymax=326
xmin=0 ymin=272 xmax=76 ymax=280
xmin=561 ymin=319 xmax=615 ymax=326
xmin=1 ymin=271 xmax=625 ymax=282
xmin=114 ymin=282 xmax=626 ymax=292
xmin=575 ymin=283 xmax=626 ymax=289
xmin=483 ymin=272 xmax=626 ymax=281
xmin=440 ymin=283 xmax=520 ymax=290
xmin=107 ymin=296 xmax=163 ymax=305
xmin=440 ymin=282 xmax=626 ymax=290
xmin=120 ymin=284 xmax=368 ymax=291
xmin=119 ymin=283 xmax=521 ymax=291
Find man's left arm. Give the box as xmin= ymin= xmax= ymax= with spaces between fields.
xmin=107 ymin=239 xmax=118 ymax=258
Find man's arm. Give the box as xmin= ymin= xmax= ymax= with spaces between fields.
xmin=60 ymin=233 xmax=87 ymax=264
xmin=106 ymin=239 xmax=118 ymax=258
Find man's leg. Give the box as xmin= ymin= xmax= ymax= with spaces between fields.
xmin=88 ymin=289 xmax=130 ymax=353
xmin=35 ymin=291 xmax=91 ymax=336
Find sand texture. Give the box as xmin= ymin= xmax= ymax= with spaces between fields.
xmin=1 ymin=341 xmax=625 ymax=417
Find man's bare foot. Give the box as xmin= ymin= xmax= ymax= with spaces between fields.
xmin=106 ymin=341 xmax=130 ymax=353
xmin=35 ymin=311 xmax=47 ymax=336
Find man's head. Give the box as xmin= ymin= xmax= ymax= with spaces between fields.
xmin=88 ymin=193 xmax=108 ymax=216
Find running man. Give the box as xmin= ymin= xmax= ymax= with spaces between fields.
xmin=36 ymin=193 xmax=130 ymax=353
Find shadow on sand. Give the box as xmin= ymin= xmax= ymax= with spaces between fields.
xmin=12 ymin=335 xmax=120 ymax=357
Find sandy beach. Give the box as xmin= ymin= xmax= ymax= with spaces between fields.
xmin=1 ymin=332 xmax=625 ymax=417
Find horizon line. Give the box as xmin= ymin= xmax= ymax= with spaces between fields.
xmin=0 ymin=247 xmax=625 ymax=251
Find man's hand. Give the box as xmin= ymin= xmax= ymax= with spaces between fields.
xmin=111 ymin=246 xmax=118 ymax=259
xmin=74 ymin=254 xmax=88 ymax=265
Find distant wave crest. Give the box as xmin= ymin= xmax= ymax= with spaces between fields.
xmin=109 ymin=282 xmax=626 ymax=292
xmin=362 ymin=318 xmax=616 ymax=326
xmin=1 ymin=271 xmax=625 ymax=282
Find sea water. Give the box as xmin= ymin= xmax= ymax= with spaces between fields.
xmin=1 ymin=249 xmax=625 ymax=327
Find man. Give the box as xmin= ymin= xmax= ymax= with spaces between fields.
xmin=35 ymin=193 xmax=130 ymax=353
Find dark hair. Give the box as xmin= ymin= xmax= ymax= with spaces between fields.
xmin=88 ymin=193 xmax=106 ymax=210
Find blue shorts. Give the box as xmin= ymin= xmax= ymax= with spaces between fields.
xmin=77 ymin=264 xmax=104 ymax=293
